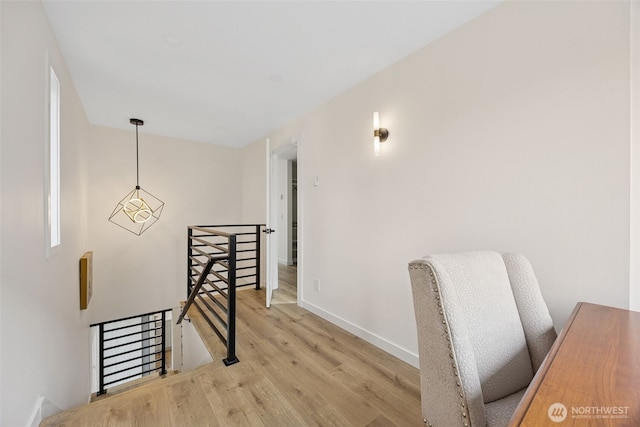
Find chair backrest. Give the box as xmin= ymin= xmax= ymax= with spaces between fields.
xmin=408 ymin=251 xmax=556 ymax=426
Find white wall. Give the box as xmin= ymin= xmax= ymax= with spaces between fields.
xmin=240 ymin=138 xmax=267 ymax=225
xmin=0 ymin=0 xmax=4 ymax=421
xmin=248 ymin=0 xmax=632 ymax=366
xmin=0 ymin=2 xmax=4 ymax=420
xmin=630 ymin=0 xmax=640 ymax=311
xmin=86 ymin=126 xmax=243 ymax=323
xmin=0 ymin=1 xmax=92 ymax=424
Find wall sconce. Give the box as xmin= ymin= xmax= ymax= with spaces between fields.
xmin=108 ymin=118 xmax=164 ymax=235
xmin=373 ymin=112 xmax=389 ymax=156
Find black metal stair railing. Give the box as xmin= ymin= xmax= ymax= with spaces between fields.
xmin=91 ymin=308 xmax=171 ymax=396
xmin=177 ymin=224 xmax=263 ymax=366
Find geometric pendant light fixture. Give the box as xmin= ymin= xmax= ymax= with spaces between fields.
xmin=108 ymin=118 xmax=164 ymax=235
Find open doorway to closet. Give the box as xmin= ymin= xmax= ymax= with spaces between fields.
xmin=271 ymin=150 xmax=298 ymax=304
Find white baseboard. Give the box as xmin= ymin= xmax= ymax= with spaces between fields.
xmin=40 ymin=398 xmax=62 ymax=420
xmin=299 ymin=300 xmax=419 ymax=368
xmin=26 ymin=396 xmax=62 ymax=427
xmin=26 ymin=396 xmax=44 ymax=427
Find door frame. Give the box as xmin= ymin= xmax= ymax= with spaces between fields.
xmin=265 ymin=137 xmax=302 ymax=307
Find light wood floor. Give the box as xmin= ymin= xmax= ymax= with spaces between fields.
xmin=42 ymin=285 xmax=421 ymax=426
xmin=271 ymin=263 xmax=297 ymax=304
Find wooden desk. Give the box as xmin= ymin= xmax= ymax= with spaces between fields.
xmin=510 ymin=302 xmax=640 ymax=426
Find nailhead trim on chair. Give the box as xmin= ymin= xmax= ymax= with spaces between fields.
xmin=416 ymin=264 xmax=471 ymax=427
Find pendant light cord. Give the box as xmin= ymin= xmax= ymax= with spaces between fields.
xmin=135 ymin=121 xmax=140 ymax=188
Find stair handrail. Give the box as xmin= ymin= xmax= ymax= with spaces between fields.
xmin=182 ymin=226 xmax=240 ymax=366
xmin=176 ymin=254 xmax=227 ymax=324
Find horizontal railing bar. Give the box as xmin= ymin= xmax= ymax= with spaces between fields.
xmin=202 ymin=277 xmax=229 ymax=298
xmin=190 ymin=275 xmax=227 ymax=289
xmin=203 ymin=281 xmax=228 ymax=292
xmin=195 ymin=295 xmax=227 ymax=328
xmin=191 ymin=276 xmax=227 ymax=287
xmin=196 ymin=286 xmax=221 ymax=303
xmin=197 ymin=281 xmax=228 ymax=300
xmin=190 ymin=241 xmax=254 ymax=247
xmin=104 ymin=350 xmax=164 ymax=369
xmin=189 ymin=261 xmax=221 ymax=274
xmin=209 ymin=268 xmax=229 ymax=284
xmin=104 ymin=326 xmax=163 ymax=343
xmin=198 ymin=290 xmax=229 ymax=299
xmin=189 ymin=237 xmax=228 ymax=248
xmin=103 ymin=320 xmax=163 ymax=334
xmin=190 ymin=245 xmax=225 ymax=259
xmin=190 ymin=257 xmax=228 ymax=273
xmin=190 ymin=233 xmax=229 ymax=240
xmin=190 ymin=252 xmax=227 ymax=260
xmin=190 ymin=260 xmax=209 ymax=272
xmin=197 ymin=290 xmax=228 ymax=314
xmin=191 ymin=274 xmax=256 ymax=288
xmin=191 ymin=264 xmax=228 ymax=277
xmin=190 ymin=236 xmax=229 ymax=254
xmin=91 ymin=308 xmax=171 ymax=328
xmin=237 ymin=282 xmax=256 ymax=288
xmin=190 ymin=242 xmax=228 ymax=248
xmin=207 ymin=241 xmax=256 ymax=247
xmin=101 ymin=321 xmax=158 ymax=336
xmin=105 ymin=354 xmax=163 ymax=376
xmin=104 ymin=340 xmax=161 ymax=356
xmin=193 ymin=300 xmax=227 ymax=345
xmin=104 ymin=349 xmax=164 ymax=369
xmin=235 ymin=262 xmax=255 ymax=266
xmin=193 ymin=224 xmax=265 ymax=229
xmin=104 ymin=367 xmax=163 ymax=387
xmin=189 ymin=226 xmax=233 ymax=237
xmin=105 ymin=361 xmax=164 ymax=377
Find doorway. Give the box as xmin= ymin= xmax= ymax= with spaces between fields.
xmin=265 ymin=139 xmax=302 ymax=307
xmin=271 ymin=155 xmax=297 ymax=304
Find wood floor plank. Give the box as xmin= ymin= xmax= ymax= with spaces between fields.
xmin=255 ymin=335 xmax=371 ymax=426
xmin=165 ymin=374 xmax=222 ymax=427
xmin=272 ymin=263 xmax=297 ymax=304
xmin=126 ymin=390 xmax=171 ymax=426
xmin=198 ymin=365 xmax=265 ymax=427
xmin=243 ymin=374 xmax=308 ymax=426
xmin=331 ymin=359 xmax=421 ymax=426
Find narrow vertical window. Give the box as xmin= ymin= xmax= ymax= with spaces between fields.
xmin=48 ymin=67 xmax=61 ymax=251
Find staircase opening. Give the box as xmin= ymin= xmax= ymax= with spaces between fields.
xmin=89 ymin=224 xmax=264 ymax=399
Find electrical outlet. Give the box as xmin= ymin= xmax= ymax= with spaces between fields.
xmin=313 ymin=278 xmax=320 ymax=292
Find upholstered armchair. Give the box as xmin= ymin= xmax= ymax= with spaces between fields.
xmin=408 ymin=252 xmax=556 ymax=427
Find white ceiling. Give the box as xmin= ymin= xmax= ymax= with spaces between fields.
xmin=43 ymin=0 xmax=500 ymax=148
